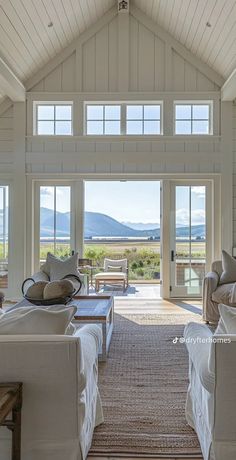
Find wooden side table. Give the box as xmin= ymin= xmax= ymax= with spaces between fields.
xmin=0 ymin=291 xmax=4 ymax=308
xmin=0 ymin=383 xmax=22 ymax=460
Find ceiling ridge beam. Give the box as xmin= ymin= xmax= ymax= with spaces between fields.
xmin=130 ymin=4 xmax=224 ymax=89
xmin=0 ymin=56 xmax=25 ymax=101
xmin=26 ymin=5 xmax=117 ymax=92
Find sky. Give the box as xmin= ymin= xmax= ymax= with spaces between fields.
xmin=40 ymin=182 xmax=206 ymax=226
xmin=85 ymin=181 xmax=161 ymax=224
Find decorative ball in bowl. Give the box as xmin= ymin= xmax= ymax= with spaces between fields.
xmin=22 ymin=274 xmax=82 ymax=306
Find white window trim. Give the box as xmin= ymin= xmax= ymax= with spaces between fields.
xmin=33 ymin=101 xmax=73 ymax=136
xmin=34 ymin=183 xmax=73 ymax=269
xmin=173 ymin=101 xmax=213 ymax=135
xmin=84 ymin=101 xmax=163 ymax=136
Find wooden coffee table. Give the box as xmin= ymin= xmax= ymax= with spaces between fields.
xmin=71 ymin=295 xmax=114 ymax=361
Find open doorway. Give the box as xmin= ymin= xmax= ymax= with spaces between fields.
xmin=83 ymin=180 xmax=161 ymax=297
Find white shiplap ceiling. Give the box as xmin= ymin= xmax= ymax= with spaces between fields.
xmin=134 ymin=0 xmax=236 ymax=80
xmin=0 ymin=0 xmax=114 ymax=83
xmin=0 ymin=0 xmax=235 ymax=92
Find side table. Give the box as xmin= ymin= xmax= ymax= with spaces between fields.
xmin=0 ymin=382 xmax=22 ymax=460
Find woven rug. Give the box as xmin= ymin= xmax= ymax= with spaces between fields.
xmin=89 ymin=312 xmax=203 ymax=458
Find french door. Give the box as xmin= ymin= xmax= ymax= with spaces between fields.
xmin=170 ymin=181 xmax=212 ymax=297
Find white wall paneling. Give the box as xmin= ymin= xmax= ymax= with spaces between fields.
xmin=10 ymin=102 xmax=26 ymax=298
xmin=221 ymin=101 xmax=233 ymax=254
xmin=24 ymin=6 xmax=222 ymax=95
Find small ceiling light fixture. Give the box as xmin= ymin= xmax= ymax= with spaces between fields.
xmin=206 ymin=21 xmax=211 ymax=28
xmin=48 ymin=21 xmax=53 ymax=28
xmin=118 ymin=0 xmax=129 ymax=13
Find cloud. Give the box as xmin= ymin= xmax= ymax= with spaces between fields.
xmin=191 ymin=186 xmax=205 ymax=198
xmin=176 ymin=208 xmax=205 ymax=226
xmin=40 ymin=187 xmax=53 ymax=197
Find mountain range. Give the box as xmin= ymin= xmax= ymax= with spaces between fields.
xmin=38 ymin=207 xmax=205 ymax=239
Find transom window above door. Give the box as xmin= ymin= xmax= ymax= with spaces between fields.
xmin=35 ymin=103 xmax=73 ymax=135
xmin=126 ymin=105 xmax=161 ymax=135
xmin=86 ymin=105 xmax=121 ymax=135
xmin=85 ymin=102 xmax=162 ymax=135
xmin=174 ymin=102 xmax=212 ymax=135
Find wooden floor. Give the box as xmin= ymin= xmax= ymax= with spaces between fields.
xmin=88 ymin=457 xmax=201 ymax=460
xmin=88 ymin=287 xmax=203 ymax=460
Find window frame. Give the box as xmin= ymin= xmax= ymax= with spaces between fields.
xmin=84 ymin=101 xmax=163 ymax=136
xmin=0 ymin=185 xmax=9 ymax=288
xmin=38 ymin=184 xmax=73 ymax=265
xmin=85 ymin=103 xmax=121 ymax=135
xmin=34 ymin=102 xmax=73 ymax=136
xmin=126 ymin=103 xmax=162 ymax=135
xmin=174 ymin=101 xmax=213 ymax=136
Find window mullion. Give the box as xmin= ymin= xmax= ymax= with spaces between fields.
xmin=191 ymin=105 xmax=193 ymax=134
xmin=120 ymin=104 xmax=126 ymax=135
xmin=54 ymin=186 xmax=56 ymax=254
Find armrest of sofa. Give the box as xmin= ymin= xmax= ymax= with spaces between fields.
xmin=184 ymin=322 xmax=215 ymax=393
xmin=74 ymin=324 xmax=102 ymax=352
xmin=203 ymin=271 xmax=219 ymax=295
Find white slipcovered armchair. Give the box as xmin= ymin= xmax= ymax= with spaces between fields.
xmin=0 ymin=325 xmax=103 ymax=460
xmin=184 ymin=322 xmax=236 ymax=460
xmin=95 ymin=258 xmax=128 ymax=292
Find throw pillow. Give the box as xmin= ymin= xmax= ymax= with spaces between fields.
xmin=43 ymin=279 xmax=74 ymax=300
xmin=40 ymin=261 xmax=50 ymax=277
xmin=219 ymin=250 xmax=236 ymax=285
xmin=217 ymin=303 xmax=236 ymax=334
xmin=107 ymin=265 xmax=122 ymax=272
xmin=46 ymin=252 xmax=79 ymax=281
xmin=0 ymin=305 xmax=76 ymax=335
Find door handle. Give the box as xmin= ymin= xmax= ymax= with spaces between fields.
xmin=171 ymin=250 xmax=175 ymax=262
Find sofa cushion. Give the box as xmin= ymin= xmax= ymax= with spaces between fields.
xmin=212 ymin=283 xmax=236 ymax=305
xmin=45 ymin=252 xmax=79 ymax=281
xmin=219 ymin=250 xmax=236 ymax=285
xmin=0 ymin=305 xmax=77 ymax=335
xmin=95 ymin=272 xmax=126 ymax=280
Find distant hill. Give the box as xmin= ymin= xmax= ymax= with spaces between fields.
xmin=38 ymin=208 xmax=205 ymax=239
xmin=122 ymin=222 xmax=159 ymax=231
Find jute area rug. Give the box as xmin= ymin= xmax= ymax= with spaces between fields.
xmin=89 ymin=312 xmax=203 ymax=458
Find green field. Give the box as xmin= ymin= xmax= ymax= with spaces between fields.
xmin=39 ymin=241 xmax=206 ymax=282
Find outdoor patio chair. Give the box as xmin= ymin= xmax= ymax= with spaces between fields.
xmin=94 ymin=258 xmax=129 ymax=292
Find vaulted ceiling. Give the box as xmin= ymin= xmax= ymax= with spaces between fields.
xmin=0 ymin=0 xmax=235 ymax=98
xmin=134 ymin=0 xmax=236 ymax=80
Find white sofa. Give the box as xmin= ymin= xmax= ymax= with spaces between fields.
xmin=0 ymin=324 xmax=103 ymax=460
xmin=184 ymin=322 xmax=236 ymax=460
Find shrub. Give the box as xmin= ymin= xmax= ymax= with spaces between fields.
xmin=131 ymin=262 xmax=138 ymax=270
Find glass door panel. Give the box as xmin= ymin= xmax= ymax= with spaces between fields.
xmin=171 ymin=184 xmax=208 ymax=297
xmin=39 ymin=185 xmax=71 ymax=264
